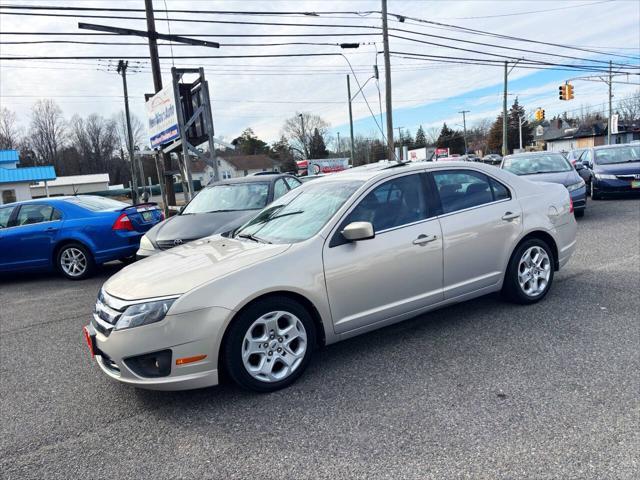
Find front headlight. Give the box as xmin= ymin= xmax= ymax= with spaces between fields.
xmin=595 ymin=173 xmax=616 ymax=180
xmin=114 ymin=298 xmax=177 ymax=330
xmin=566 ymin=180 xmax=585 ymax=192
xmin=139 ymin=234 xmax=154 ymax=250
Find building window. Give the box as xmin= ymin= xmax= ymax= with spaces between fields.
xmin=2 ymin=189 xmax=16 ymax=204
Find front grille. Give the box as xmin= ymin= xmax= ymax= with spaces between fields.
xmin=156 ymin=238 xmax=195 ymax=250
xmin=92 ymin=290 xmax=125 ymax=337
xmin=615 ymin=175 xmax=640 ymax=181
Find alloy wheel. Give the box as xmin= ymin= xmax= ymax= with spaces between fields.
xmin=517 ymin=246 xmax=551 ymax=297
xmin=60 ymin=247 xmax=88 ymax=277
xmin=241 ymin=310 xmax=307 ymax=383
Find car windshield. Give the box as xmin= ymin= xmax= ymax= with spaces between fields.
xmin=182 ymin=182 xmax=270 ymax=214
xmin=502 ymin=153 xmax=572 ymax=175
xmin=234 ymin=180 xmax=363 ymax=244
xmin=594 ymin=145 xmax=640 ymax=165
xmin=64 ymin=196 xmax=129 ymax=211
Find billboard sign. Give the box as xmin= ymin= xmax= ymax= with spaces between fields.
xmin=611 ymin=114 xmax=619 ymax=135
xmin=146 ymin=85 xmax=179 ymax=148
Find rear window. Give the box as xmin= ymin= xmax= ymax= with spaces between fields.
xmin=64 ymin=196 xmax=128 ymax=212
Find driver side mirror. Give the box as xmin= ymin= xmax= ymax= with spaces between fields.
xmin=575 ymin=162 xmax=585 ymax=170
xmin=341 ymin=222 xmax=375 ymax=242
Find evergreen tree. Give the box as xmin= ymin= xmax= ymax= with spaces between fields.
xmin=414 ymin=125 xmax=426 ymax=148
xmin=269 ymin=136 xmax=297 ymax=173
xmin=231 ymin=128 xmax=269 ymax=155
xmin=309 ymin=128 xmax=329 ymax=159
xmin=436 ymin=122 xmax=465 ymax=154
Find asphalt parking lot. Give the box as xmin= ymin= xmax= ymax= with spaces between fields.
xmin=1 ymin=198 xmax=638 ymax=479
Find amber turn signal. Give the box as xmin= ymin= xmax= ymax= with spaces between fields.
xmin=175 ymin=354 xmax=207 ymax=365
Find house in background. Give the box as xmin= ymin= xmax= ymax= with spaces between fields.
xmin=216 ymin=154 xmax=276 ymax=179
xmin=538 ymin=119 xmax=640 ymax=153
xmin=0 ymin=150 xmax=57 ymax=205
xmin=30 ymin=173 xmax=110 ymax=198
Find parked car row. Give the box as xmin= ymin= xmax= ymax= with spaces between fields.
xmin=84 ymin=161 xmax=577 ymax=392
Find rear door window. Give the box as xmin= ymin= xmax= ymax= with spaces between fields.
xmin=0 ymin=205 xmax=15 ymax=228
xmin=284 ymin=177 xmax=302 ymax=190
xmin=273 ymin=179 xmax=289 ymax=200
xmin=15 ymin=205 xmax=55 ymax=226
xmin=433 ymin=170 xmax=503 ymax=214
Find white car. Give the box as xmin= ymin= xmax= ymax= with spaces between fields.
xmin=84 ymin=162 xmax=576 ymax=392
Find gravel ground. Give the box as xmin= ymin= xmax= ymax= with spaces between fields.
xmin=1 ymin=198 xmax=638 ymax=479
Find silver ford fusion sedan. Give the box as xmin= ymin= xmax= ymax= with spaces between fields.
xmin=83 ymin=161 xmax=577 ymax=392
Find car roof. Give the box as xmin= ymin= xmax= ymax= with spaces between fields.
xmin=504 ymin=151 xmax=563 ymax=158
xmin=310 ymin=160 xmax=505 ymax=184
xmin=0 ymin=195 xmax=113 ymax=207
xmin=593 ymin=143 xmax=636 ymax=150
xmin=206 ymin=173 xmax=294 ymax=187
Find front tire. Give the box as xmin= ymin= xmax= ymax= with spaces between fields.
xmin=503 ymin=239 xmax=554 ymax=304
xmin=57 ymin=243 xmax=95 ymax=280
xmin=590 ymin=181 xmax=602 ymax=200
xmin=222 ymin=297 xmax=316 ymax=392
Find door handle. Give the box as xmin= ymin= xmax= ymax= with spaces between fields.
xmin=45 ymin=227 xmax=58 ymax=232
xmin=413 ymin=234 xmax=438 ymax=245
xmin=501 ymin=211 xmax=520 ymax=221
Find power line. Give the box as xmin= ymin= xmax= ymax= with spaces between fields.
xmin=0 ymin=4 xmax=380 ymax=16
xmin=0 ymin=10 xmax=382 ymax=29
xmin=0 ymin=39 xmax=379 ymax=47
xmin=388 ymin=30 xmax=638 ymax=68
xmin=0 ymin=53 xmax=347 ymax=60
xmin=429 ymin=0 xmax=615 ymax=20
xmin=0 ymin=31 xmax=382 ymax=37
xmin=392 ymin=12 xmax=640 ymax=61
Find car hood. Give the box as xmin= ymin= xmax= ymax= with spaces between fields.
xmin=103 ymin=236 xmax=291 ymax=300
xmin=521 ymin=170 xmax=580 ymax=186
xmin=593 ymin=161 xmax=640 ymax=176
xmin=146 ymin=210 xmax=258 ymax=244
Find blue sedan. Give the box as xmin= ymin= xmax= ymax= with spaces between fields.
xmin=0 ymin=195 xmax=163 ymax=279
xmin=501 ymin=151 xmax=587 ymax=217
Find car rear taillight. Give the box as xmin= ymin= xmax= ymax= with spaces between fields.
xmin=112 ymin=213 xmax=133 ymax=231
xmin=569 ymin=197 xmax=574 ymax=213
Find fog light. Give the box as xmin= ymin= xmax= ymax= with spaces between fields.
xmin=124 ymin=350 xmax=172 ymax=378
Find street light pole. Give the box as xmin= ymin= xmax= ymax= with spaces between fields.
xmin=346 ymin=74 xmax=355 ymax=164
xmin=608 ymin=60 xmax=613 ymax=145
xmin=502 ymin=61 xmax=508 ymax=156
xmin=459 ymin=110 xmax=470 ymax=154
xmin=299 ymin=113 xmax=311 ymax=176
xmin=381 ymin=0 xmax=395 ymax=161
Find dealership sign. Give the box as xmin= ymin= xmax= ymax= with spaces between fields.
xmin=146 ymin=85 xmax=180 ymax=148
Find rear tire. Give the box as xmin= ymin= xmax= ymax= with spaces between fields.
xmin=56 ymin=243 xmax=95 ymax=280
xmin=574 ymin=209 xmax=585 ymax=218
xmin=502 ymin=238 xmax=555 ymax=305
xmin=222 ymin=296 xmax=316 ymax=393
xmin=119 ymin=254 xmax=137 ymax=265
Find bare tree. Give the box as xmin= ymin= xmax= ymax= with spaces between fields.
xmin=425 ymin=126 xmax=440 ymax=146
xmin=617 ymin=89 xmax=640 ymax=122
xmin=282 ymin=112 xmax=330 ymax=159
xmin=114 ymin=110 xmax=145 ymax=158
xmin=69 ymin=114 xmax=118 ymax=173
xmin=0 ymin=108 xmax=21 ymax=150
xmin=29 ymin=99 xmax=66 ymax=167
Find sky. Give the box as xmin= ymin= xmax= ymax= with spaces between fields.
xmin=1 ymin=0 xmax=639 ymax=150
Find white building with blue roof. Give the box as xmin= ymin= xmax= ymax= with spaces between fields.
xmin=0 ymin=150 xmax=57 ymax=205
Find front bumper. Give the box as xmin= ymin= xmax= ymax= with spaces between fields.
xmin=593 ymin=177 xmax=640 ymax=195
xmin=85 ymin=305 xmax=232 ymax=391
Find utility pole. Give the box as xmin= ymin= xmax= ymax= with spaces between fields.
xmin=346 ymin=74 xmax=355 ymax=164
xmin=299 ymin=113 xmax=311 ymax=176
xmin=459 ymin=110 xmax=470 ymax=154
xmin=144 ymin=0 xmax=176 ymax=208
xmin=117 ymin=60 xmax=139 ymax=204
xmin=381 ymin=0 xmax=395 ymax=161
xmin=608 ymin=60 xmax=613 ymax=145
xmin=502 ymin=61 xmax=508 ymax=156
xmin=336 ymin=132 xmax=341 ymax=155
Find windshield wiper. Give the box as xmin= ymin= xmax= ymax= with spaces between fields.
xmin=523 ymin=170 xmax=563 ymax=175
xmin=237 ymin=233 xmax=272 ymax=244
xmin=267 ymin=210 xmax=304 ymax=221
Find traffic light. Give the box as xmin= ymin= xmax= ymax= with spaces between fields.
xmin=566 ymin=83 xmax=574 ymax=100
xmin=559 ymin=85 xmax=566 ymax=100
xmin=534 ymin=108 xmax=545 ymax=121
